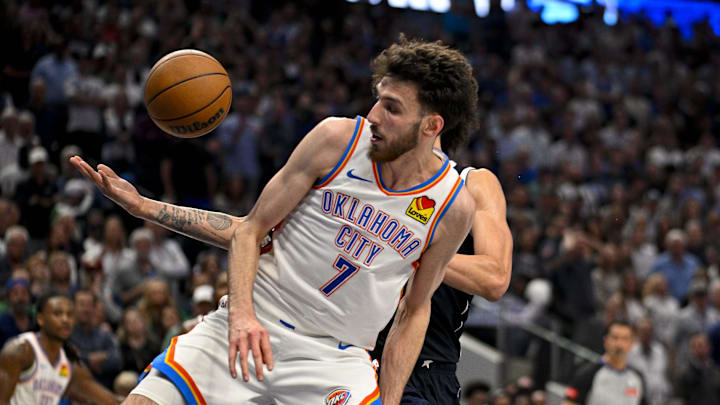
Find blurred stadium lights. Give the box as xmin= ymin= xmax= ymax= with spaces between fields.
xmin=348 ymin=0 xmax=720 ymax=37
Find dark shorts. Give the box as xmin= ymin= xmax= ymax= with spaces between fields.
xmin=400 ymin=362 xmax=461 ymax=405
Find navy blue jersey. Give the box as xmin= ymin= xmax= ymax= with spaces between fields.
xmin=373 ymin=165 xmax=475 ymax=366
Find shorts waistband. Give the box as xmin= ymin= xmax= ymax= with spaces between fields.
xmin=415 ymin=360 xmax=456 ymax=371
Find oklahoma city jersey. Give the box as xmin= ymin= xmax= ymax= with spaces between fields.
xmin=253 ymin=116 xmax=465 ymax=349
xmin=10 ymin=332 xmax=72 ymax=405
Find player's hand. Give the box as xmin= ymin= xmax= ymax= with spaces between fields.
xmin=69 ymin=156 xmax=145 ymax=217
xmin=227 ymin=312 xmax=274 ymax=382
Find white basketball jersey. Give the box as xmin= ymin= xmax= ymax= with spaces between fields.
xmin=10 ymin=332 xmax=72 ymax=405
xmin=254 ymin=116 xmax=465 ymax=349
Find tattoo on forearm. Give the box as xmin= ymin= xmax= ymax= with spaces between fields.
xmin=207 ymin=212 xmax=233 ymax=230
xmin=156 ymin=204 xmax=233 ymax=233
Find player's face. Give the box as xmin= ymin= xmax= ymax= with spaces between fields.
xmin=603 ymin=324 xmax=634 ymax=358
xmin=38 ymin=296 xmax=75 ymax=341
xmin=367 ymin=77 xmax=424 ymax=162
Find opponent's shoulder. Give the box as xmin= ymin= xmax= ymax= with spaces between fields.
xmin=0 ymin=337 xmax=34 ymax=370
xmin=465 ymin=168 xmax=506 ymax=212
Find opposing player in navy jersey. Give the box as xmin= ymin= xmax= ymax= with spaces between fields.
xmin=372 ymin=158 xmax=513 ymax=404
xmin=71 ymin=36 xmax=478 ymax=405
xmin=0 ymin=290 xmax=119 ymax=405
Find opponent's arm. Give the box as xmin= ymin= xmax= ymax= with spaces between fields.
xmin=70 ymin=156 xmax=240 ymax=249
xmin=443 ymin=169 xmax=512 ymax=301
xmin=0 ymin=340 xmax=34 ymax=404
xmin=380 ymin=187 xmax=475 ymax=405
xmin=67 ymin=362 xmax=120 ymax=405
xmin=226 ymin=117 xmax=356 ymax=382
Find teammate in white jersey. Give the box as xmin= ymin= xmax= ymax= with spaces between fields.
xmin=70 ymin=36 xmax=478 ymax=405
xmin=0 ymin=290 xmax=119 ymax=405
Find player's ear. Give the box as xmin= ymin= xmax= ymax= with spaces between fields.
xmin=422 ymin=114 xmax=444 ymax=138
xmin=36 ymin=312 xmax=44 ymax=329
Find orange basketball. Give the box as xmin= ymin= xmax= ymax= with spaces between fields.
xmin=144 ymin=49 xmax=231 ymax=138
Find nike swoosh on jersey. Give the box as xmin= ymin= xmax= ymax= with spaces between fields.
xmin=347 ymin=169 xmax=372 ymax=182
xmin=338 ymin=342 xmax=353 ymax=350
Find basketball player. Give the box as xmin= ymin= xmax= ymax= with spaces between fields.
xmin=372 ymin=155 xmax=513 ymax=404
xmin=71 ymin=37 xmax=477 ymax=405
xmin=0 ymin=290 xmax=119 ymax=405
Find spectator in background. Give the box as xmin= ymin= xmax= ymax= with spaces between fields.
xmin=69 ymin=289 xmax=122 ymax=389
xmin=113 ymin=370 xmax=139 ymax=399
xmin=64 ymin=51 xmax=106 ymax=162
xmin=25 ymin=251 xmax=50 ymax=298
xmin=29 ymin=38 xmax=77 ymax=107
xmin=0 ymin=278 xmax=32 ymax=349
xmin=0 ymin=199 xmax=20 ymax=251
xmin=0 ymin=106 xmax=21 ymax=174
xmin=0 ymin=225 xmax=29 ymax=287
xmin=674 ymin=281 xmax=714 ymax=365
xmin=675 ymin=333 xmax=720 ymax=405
xmin=103 ymin=227 xmax=156 ymax=322
xmin=215 ymin=92 xmax=262 ymax=203
xmin=464 ymin=380 xmax=491 ymax=405
xmin=47 ymin=251 xmax=76 ymax=294
xmin=92 ymin=215 xmax=133 ymax=280
xmin=642 ymin=273 xmax=680 ymax=346
xmin=214 ymin=270 xmax=228 ymax=303
xmin=159 ymin=305 xmax=182 ymax=351
xmin=118 ymin=308 xmax=159 ymax=374
xmin=550 ymin=231 xmax=596 ymax=334
xmin=651 ymin=229 xmax=700 ymax=301
xmin=627 ymin=318 xmax=671 ymax=405
xmin=708 ymin=280 xmax=720 ymax=325
xmin=191 ymin=284 xmax=214 ymax=317
xmin=136 ymin=278 xmax=174 ymax=343
xmin=591 ymin=244 xmax=622 ymax=309
xmin=144 ymin=221 xmax=190 ymax=281
xmin=530 ymin=390 xmax=547 ymax=405
xmin=15 ymin=146 xmax=57 ymax=240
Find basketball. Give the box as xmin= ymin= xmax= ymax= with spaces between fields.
xmin=144 ymin=49 xmax=231 ymax=138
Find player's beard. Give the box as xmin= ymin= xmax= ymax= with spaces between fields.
xmin=368 ymin=120 xmax=420 ymax=162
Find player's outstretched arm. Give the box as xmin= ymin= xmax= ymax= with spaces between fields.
xmin=226 ymin=117 xmax=356 ymax=382
xmin=70 ymin=156 xmax=240 ymax=249
xmin=380 ymin=187 xmax=475 ymax=405
xmin=443 ymin=169 xmax=513 ymax=301
xmin=0 ymin=340 xmax=34 ymax=404
xmin=67 ymin=362 xmax=120 ymax=405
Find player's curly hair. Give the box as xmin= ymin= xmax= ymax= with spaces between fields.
xmin=371 ymin=35 xmax=479 ymax=153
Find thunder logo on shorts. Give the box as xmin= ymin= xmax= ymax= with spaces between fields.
xmin=325 ymin=388 xmax=351 ymax=405
xmin=405 ymin=196 xmax=435 ymax=224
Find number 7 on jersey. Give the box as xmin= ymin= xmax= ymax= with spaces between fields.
xmin=320 ymin=255 xmax=360 ymax=296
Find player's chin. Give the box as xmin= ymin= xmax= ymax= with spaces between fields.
xmin=57 ymin=328 xmax=72 ymax=340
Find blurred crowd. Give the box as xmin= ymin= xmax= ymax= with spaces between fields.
xmin=2 ymin=0 xmax=720 ymax=403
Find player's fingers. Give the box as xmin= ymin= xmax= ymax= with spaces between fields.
xmin=228 ymin=338 xmax=238 ymax=379
xmin=239 ymin=333 xmax=250 ymax=382
xmin=98 ymin=170 xmax=113 ymax=192
xmin=74 ymin=158 xmax=103 ymax=185
xmin=250 ymin=332 xmax=264 ymax=381
xmin=259 ymin=331 xmax=274 ymax=371
xmin=97 ymin=164 xmax=119 ymax=178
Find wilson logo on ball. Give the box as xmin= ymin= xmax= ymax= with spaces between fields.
xmin=170 ymin=107 xmax=225 ymax=134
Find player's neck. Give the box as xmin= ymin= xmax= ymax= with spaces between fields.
xmin=378 ymin=144 xmax=444 ymax=190
xmin=37 ymin=331 xmax=63 ymax=364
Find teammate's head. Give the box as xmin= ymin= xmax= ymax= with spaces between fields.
xmin=603 ymin=320 xmax=634 ymax=359
xmin=368 ymin=35 xmax=478 ymax=160
xmin=36 ymin=289 xmax=74 ymax=341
